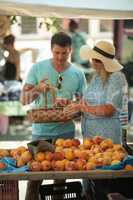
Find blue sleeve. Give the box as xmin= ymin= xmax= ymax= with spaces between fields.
xmin=106 ymin=72 xmax=125 ymax=110
xmin=25 ymin=63 xmax=38 ymax=85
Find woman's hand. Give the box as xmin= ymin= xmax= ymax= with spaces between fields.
xmin=80 ymin=99 xmax=90 ymax=112
xmin=63 ymin=102 xmax=81 ymax=117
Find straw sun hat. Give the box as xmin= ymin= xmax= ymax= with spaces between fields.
xmin=80 ymin=41 xmax=123 ymax=72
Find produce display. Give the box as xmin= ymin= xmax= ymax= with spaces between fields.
xmin=0 ymin=136 xmax=133 ymax=172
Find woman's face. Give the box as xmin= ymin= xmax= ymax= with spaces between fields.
xmin=91 ymin=58 xmax=105 ymax=73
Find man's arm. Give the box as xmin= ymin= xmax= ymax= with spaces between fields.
xmin=20 ymin=78 xmax=54 ymax=105
xmin=20 ymin=83 xmax=42 ymax=105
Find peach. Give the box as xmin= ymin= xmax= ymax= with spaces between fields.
xmin=41 ymin=160 xmax=51 ymax=171
xmin=74 ymin=149 xmax=89 ymax=160
xmin=93 ymin=136 xmax=104 ymax=145
xmin=90 ymin=145 xmax=102 ymax=154
xmin=102 ymin=156 xmax=112 ymax=166
xmin=88 ymin=157 xmax=97 ymax=164
xmin=95 ymin=157 xmax=104 ymax=167
xmin=44 ymin=152 xmax=54 ymax=161
xmin=55 ymin=146 xmax=64 ymax=152
xmin=53 ymin=160 xmax=65 ymax=171
xmin=79 ymin=151 xmax=89 ymax=160
xmin=53 ymin=152 xmax=64 ymax=161
xmin=0 ymin=161 xmax=7 ymax=170
xmin=74 ymin=149 xmax=81 ymax=158
xmin=124 ymin=164 xmax=133 ymax=171
xmin=55 ymin=138 xmax=65 ymax=146
xmin=112 ymin=151 xmax=123 ymax=161
xmin=29 ymin=161 xmax=41 ymax=171
xmin=85 ymin=162 xmax=96 ymax=170
xmin=51 ymin=160 xmax=56 ymax=169
xmin=65 ymin=161 xmax=76 ymax=171
xmin=0 ymin=149 xmax=9 ymax=157
xmin=72 ymin=139 xmax=80 ymax=147
xmin=113 ymin=144 xmax=125 ymax=152
xmin=63 ymin=139 xmax=73 ymax=148
xmin=10 ymin=149 xmax=21 ymax=160
xmin=20 ymin=151 xmax=32 ymax=164
xmin=100 ymin=139 xmax=113 ymax=150
xmin=64 ymin=149 xmax=75 ymax=161
xmin=83 ymin=138 xmax=94 ymax=149
xmin=17 ymin=158 xmax=26 ymax=167
xmin=17 ymin=146 xmax=27 ymax=154
xmin=35 ymin=152 xmax=45 ymax=162
xmin=79 ymin=144 xmax=85 ymax=150
xmin=75 ymin=159 xmax=86 ymax=170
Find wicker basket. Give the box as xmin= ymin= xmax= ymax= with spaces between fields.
xmin=27 ymin=107 xmax=76 ymax=123
xmin=27 ymin=84 xmax=77 ymax=123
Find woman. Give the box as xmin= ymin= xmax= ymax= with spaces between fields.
xmin=64 ymin=40 xmax=128 ymax=144
xmin=3 ymin=34 xmax=20 ymax=80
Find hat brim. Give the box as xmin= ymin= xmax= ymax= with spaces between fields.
xmin=80 ymin=45 xmax=123 ymax=73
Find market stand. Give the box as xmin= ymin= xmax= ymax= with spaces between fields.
xmin=0 ymin=169 xmax=133 ymax=181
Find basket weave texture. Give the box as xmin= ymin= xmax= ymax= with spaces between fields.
xmin=28 ymin=107 xmax=75 ymax=123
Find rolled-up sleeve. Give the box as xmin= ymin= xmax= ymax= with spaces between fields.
xmin=106 ymin=72 xmax=125 ymax=111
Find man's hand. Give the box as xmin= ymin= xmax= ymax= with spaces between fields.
xmin=36 ymin=78 xmax=48 ymax=92
xmin=54 ymin=98 xmax=71 ymax=107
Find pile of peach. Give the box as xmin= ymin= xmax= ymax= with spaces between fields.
xmin=0 ymin=136 xmax=132 ymax=171
xmin=0 ymin=146 xmax=32 ymax=170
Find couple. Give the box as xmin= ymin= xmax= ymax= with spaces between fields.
xmin=21 ymin=32 xmax=127 ymax=200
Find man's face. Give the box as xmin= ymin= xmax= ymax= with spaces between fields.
xmin=52 ymin=44 xmax=71 ymax=67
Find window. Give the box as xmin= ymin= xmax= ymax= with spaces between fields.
xmin=21 ymin=17 xmax=37 ymax=34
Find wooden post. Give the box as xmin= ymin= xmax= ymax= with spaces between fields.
xmin=113 ymin=20 xmax=124 ymax=61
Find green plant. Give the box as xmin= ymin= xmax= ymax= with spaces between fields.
xmin=40 ymin=17 xmax=61 ymax=33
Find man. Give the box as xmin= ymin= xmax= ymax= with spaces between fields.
xmin=68 ymin=19 xmax=89 ymax=68
xmin=21 ymin=32 xmax=86 ymax=200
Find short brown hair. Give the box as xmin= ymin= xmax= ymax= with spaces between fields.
xmin=51 ymin=32 xmax=71 ymax=48
xmin=3 ymin=34 xmax=15 ymax=45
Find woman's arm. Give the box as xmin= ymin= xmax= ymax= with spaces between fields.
xmin=81 ymin=100 xmax=116 ymax=117
xmin=15 ymin=51 xmax=20 ymax=80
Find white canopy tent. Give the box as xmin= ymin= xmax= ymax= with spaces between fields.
xmin=0 ymin=0 xmax=133 ymax=19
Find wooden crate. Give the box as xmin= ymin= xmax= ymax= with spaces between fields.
xmin=0 ymin=180 xmax=19 ymax=200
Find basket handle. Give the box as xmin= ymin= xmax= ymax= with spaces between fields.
xmin=44 ymin=84 xmax=57 ymax=109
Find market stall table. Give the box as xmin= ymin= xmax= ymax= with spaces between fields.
xmin=0 ymin=170 xmax=133 ymax=180
xmin=1 ymin=169 xmax=133 ymax=200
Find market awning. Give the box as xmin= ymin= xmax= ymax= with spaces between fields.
xmin=0 ymin=0 xmax=133 ymax=19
